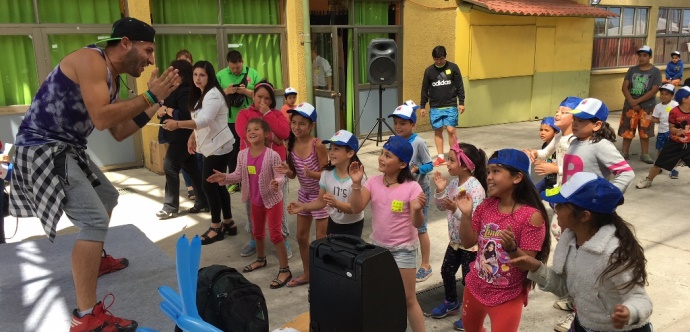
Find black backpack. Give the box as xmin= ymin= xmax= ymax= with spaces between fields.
xmin=175 ymin=264 xmax=269 ymax=332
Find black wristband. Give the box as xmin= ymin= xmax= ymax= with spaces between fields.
xmin=133 ymin=112 xmax=151 ymax=128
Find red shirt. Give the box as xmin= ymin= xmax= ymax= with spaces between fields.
xmin=669 ymin=106 xmax=690 ymax=143
xmin=235 ymin=105 xmax=290 ymax=161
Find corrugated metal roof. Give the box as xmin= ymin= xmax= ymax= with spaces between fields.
xmin=464 ymin=0 xmax=618 ymax=18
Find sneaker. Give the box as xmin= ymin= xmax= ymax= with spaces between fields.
xmin=453 ymin=319 xmax=465 ymax=331
xmin=416 ymin=266 xmax=433 ymax=282
xmin=241 ymin=240 xmax=257 ymax=257
xmin=430 ymin=300 xmax=460 ymax=318
xmin=70 ymin=294 xmax=137 ymax=332
xmin=554 ymin=312 xmax=575 ymax=332
xmin=98 ymin=250 xmax=129 ymax=277
xmin=620 ymin=151 xmax=630 ymax=160
xmin=640 ymin=154 xmax=654 ymax=164
xmin=285 ymin=239 xmax=293 ymax=260
xmin=635 ymin=177 xmax=652 ymax=189
xmin=670 ymin=169 xmax=679 ymax=179
xmin=553 ymin=297 xmax=574 ymax=311
xmin=155 ymin=210 xmax=177 ymax=220
xmin=433 ymin=156 xmax=446 ymax=167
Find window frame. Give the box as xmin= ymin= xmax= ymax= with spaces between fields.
xmin=591 ymin=6 xmax=650 ymax=70
xmin=654 ymin=7 xmax=690 ymax=65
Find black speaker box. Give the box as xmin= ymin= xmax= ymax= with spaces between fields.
xmin=367 ymin=38 xmax=398 ymax=85
xmin=309 ymin=234 xmax=406 ymax=332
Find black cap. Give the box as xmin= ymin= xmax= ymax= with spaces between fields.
xmin=104 ymin=17 xmax=155 ymax=43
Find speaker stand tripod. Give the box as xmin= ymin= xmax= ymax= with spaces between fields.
xmin=361 ymin=85 xmax=394 ymax=147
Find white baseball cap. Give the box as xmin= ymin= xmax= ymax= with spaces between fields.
xmin=388 ymin=104 xmax=417 ymax=123
xmin=660 ymin=84 xmax=676 ymax=94
xmin=287 ymin=102 xmax=317 ymax=122
xmin=568 ymin=98 xmax=609 ymax=121
xmin=284 ymin=87 xmax=298 ymax=96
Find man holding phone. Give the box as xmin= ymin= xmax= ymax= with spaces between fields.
xmin=216 ymin=51 xmax=261 ymax=182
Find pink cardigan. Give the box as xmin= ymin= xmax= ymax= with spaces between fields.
xmin=220 ymin=148 xmax=285 ymax=208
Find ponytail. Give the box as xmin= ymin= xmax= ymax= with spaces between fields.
xmin=592 ymin=120 xmax=617 ymax=143
xmin=458 ymin=143 xmax=488 ymax=192
xmin=285 ymin=132 xmax=297 ymax=175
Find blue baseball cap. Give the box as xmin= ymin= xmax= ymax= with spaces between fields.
xmin=403 ymin=100 xmax=421 ymax=111
xmin=383 ymin=135 xmax=413 ymax=164
xmin=674 ymin=86 xmax=690 ymax=103
xmin=287 ymin=102 xmax=317 ymax=122
xmin=542 ymin=172 xmax=623 ymax=214
xmin=322 ymin=130 xmax=359 ymax=152
xmin=488 ymin=149 xmax=530 ymax=174
xmin=388 ymin=104 xmax=417 ymax=123
xmin=541 ymin=116 xmax=560 ymax=133
xmin=559 ymin=96 xmax=583 ymax=110
xmin=569 ymin=98 xmax=609 ymax=121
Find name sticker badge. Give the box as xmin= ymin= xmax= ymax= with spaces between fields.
xmin=391 ymin=200 xmax=404 ymax=213
xmin=248 ymin=166 xmax=256 ymax=175
xmin=445 ymin=69 xmax=451 ymax=75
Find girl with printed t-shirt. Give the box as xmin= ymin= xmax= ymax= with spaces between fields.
xmin=455 ymin=149 xmax=549 ymax=332
xmin=349 ymin=135 xmax=427 ymax=332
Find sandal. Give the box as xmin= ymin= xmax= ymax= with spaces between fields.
xmin=270 ymin=266 xmax=292 ymax=289
xmin=200 ymin=226 xmax=224 ymax=245
xmin=189 ymin=205 xmax=210 ymax=214
xmin=221 ymin=219 xmax=238 ymax=236
xmin=243 ymin=257 xmax=267 ymax=272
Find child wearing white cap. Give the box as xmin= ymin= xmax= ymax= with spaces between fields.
xmin=663 ymin=51 xmax=684 ymax=86
xmin=650 ymin=84 xmax=679 ymax=178
xmin=280 ymin=87 xmax=298 ymax=121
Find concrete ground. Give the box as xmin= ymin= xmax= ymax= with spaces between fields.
xmin=5 ymin=113 xmax=690 ymax=331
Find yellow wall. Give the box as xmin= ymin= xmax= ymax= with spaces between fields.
xmin=589 ymin=0 xmax=690 ymax=110
xmin=285 ymin=0 xmax=307 ymax=103
xmin=402 ymin=0 xmax=458 ymax=132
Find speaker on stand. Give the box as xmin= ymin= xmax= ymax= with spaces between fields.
xmin=361 ymin=38 xmax=397 ymax=147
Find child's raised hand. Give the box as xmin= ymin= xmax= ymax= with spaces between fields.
xmin=323 ymin=193 xmax=337 ymax=207
xmin=611 ymin=305 xmax=630 ymax=329
xmin=258 ymin=99 xmax=270 ymax=114
xmin=410 ymin=162 xmax=419 ymax=174
xmin=500 ymin=224 xmax=517 ymax=252
xmin=433 ymin=171 xmax=448 ymax=192
xmin=349 ymin=161 xmax=364 ymax=183
xmin=270 ymin=179 xmax=279 ymax=190
xmin=206 ymin=169 xmax=226 ymax=183
xmin=439 ymin=196 xmax=457 ymax=212
xmin=287 ymin=202 xmax=302 ymax=215
xmin=411 ymin=192 xmax=427 ymax=211
xmin=522 ymin=149 xmax=537 ymax=163
xmin=454 ymin=189 xmax=473 ymax=216
xmin=508 ymin=255 xmax=541 ymax=273
xmin=274 ymin=162 xmax=291 ymax=175
xmin=534 ymin=159 xmax=558 ymax=175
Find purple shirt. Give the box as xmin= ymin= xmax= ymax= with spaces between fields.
xmin=247 ymin=149 xmax=266 ymax=206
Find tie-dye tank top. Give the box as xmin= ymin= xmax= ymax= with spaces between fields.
xmin=15 ymin=44 xmax=119 ymax=149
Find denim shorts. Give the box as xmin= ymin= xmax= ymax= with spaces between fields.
xmin=656 ymin=132 xmax=670 ymax=151
xmin=417 ymin=187 xmax=430 ymax=234
xmin=430 ymin=107 xmax=459 ymax=130
xmin=390 ymin=248 xmax=417 ymax=269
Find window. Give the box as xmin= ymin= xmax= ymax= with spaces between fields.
xmin=592 ymin=7 xmax=649 ymax=69
xmin=655 ymin=8 xmax=690 ymax=64
xmin=226 ymin=34 xmax=284 ymax=88
xmin=0 ymin=0 xmax=34 ymax=23
xmin=0 ymin=35 xmax=39 ymax=106
xmin=38 ymin=0 xmax=121 ymax=24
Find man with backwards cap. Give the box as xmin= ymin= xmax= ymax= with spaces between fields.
xmin=8 ymin=17 xmax=180 ymax=331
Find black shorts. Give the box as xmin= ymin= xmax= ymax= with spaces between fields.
xmin=654 ymin=140 xmax=690 ymax=171
xmin=326 ymin=217 xmax=364 ymax=237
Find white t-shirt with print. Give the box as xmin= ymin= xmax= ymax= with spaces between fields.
xmin=652 ymin=100 xmax=679 ymax=133
xmin=319 ymin=169 xmax=366 ymax=224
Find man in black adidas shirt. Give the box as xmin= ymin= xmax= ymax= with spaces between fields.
xmin=419 ymin=45 xmax=465 ymax=167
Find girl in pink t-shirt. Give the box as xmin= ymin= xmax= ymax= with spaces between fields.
xmin=208 ymin=118 xmax=291 ymax=289
xmin=455 ymin=149 xmax=549 ymax=332
xmin=349 ymin=135 xmax=427 ymax=332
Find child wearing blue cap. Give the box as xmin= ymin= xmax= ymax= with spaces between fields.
xmin=510 ymin=172 xmax=653 ymax=332
xmin=287 ymin=130 xmax=366 ymax=238
xmin=389 ymin=101 xmax=436 ymax=283
xmin=348 ymin=135 xmax=427 ymax=332
xmin=564 ymin=98 xmax=634 ymax=192
xmin=637 ymin=86 xmax=690 ymax=188
xmin=276 ymin=102 xmax=329 ymax=287
xmin=650 ymin=84 xmax=680 ymax=178
xmin=534 ymin=116 xmax=560 ymax=193
xmin=454 ymin=149 xmax=549 ymax=332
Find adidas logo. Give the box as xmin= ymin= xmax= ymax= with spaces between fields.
xmin=431 ymin=80 xmax=452 ymax=87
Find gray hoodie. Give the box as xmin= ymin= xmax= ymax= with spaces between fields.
xmin=528 ymin=225 xmax=652 ymax=331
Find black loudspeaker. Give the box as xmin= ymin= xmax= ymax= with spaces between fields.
xmin=367 ymin=38 xmax=397 ymax=85
xmin=309 ymin=235 xmax=406 ymax=332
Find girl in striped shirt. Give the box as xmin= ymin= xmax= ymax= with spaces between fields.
xmin=275 ymin=102 xmax=328 ymax=287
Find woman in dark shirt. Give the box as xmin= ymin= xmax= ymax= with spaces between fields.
xmin=156 ymin=60 xmax=208 ymax=218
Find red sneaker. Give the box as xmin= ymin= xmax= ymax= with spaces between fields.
xmin=98 ymin=250 xmax=129 ymax=277
xmin=432 ymin=156 xmax=446 ymax=167
xmin=70 ymin=294 xmax=137 ymax=332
